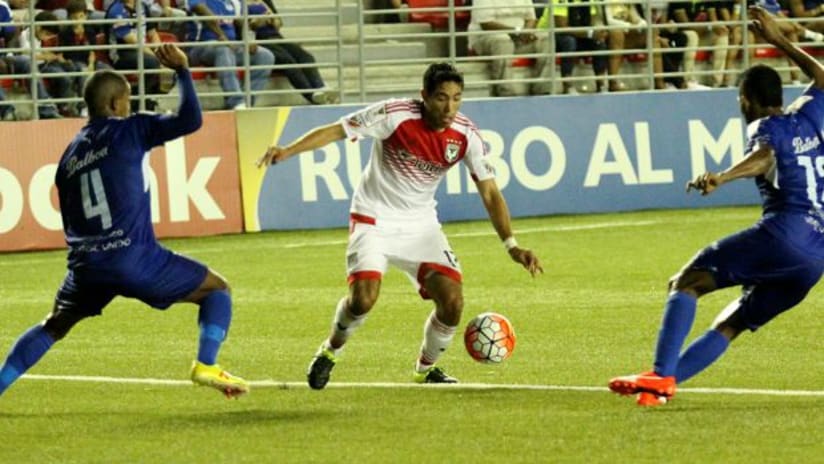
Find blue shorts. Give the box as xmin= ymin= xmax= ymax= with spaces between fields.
xmin=55 ymin=245 xmax=208 ymax=316
xmin=687 ymin=223 xmax=824 ymax=330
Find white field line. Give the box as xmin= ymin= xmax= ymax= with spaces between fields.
xmin=21 ymin=374 xmax=824 ymax=397
xmin=0 ymin=219 xmax=658 ymax=266
xmin=278 ymin=220 xmax=660 ymax=249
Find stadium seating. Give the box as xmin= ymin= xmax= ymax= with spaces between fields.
xmin=407 ymin=0 xmax=470 ymax=30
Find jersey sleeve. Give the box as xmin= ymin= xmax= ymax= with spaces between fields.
xmin=129 ymin=113 xmax=190 ymax=151
xmin=462 ymin=126 xmax=495 ymax=182
xmin=792 ymin=86 xmax=824 ymax=132
xmin=744 ymin=117 xmax=775 ymax=156
xmin=340 ymin=100 xmax=397 ymax=141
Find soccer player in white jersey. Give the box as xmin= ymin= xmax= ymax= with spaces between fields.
xmin=257 ymin=62 xmax=542 ymax=387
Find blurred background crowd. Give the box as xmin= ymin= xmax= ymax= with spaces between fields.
xmin=1 ymin=0 xmax=822 ymax=120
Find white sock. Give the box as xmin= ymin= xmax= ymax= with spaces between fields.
xmin=326 ymin=297 xmax=366 ymax=354
xmin=804 ymin=29 xmax=824 ymax=42
xmin=415 ymin=311 xmax=457 ymax=373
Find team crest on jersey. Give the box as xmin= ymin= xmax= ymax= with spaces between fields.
xmin=444 ymin=138 xmax=461 ymax=162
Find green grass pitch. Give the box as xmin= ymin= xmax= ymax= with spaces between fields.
xmin=0 ymin=206 xmax=821 ymax=463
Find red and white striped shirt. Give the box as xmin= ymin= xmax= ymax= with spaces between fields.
xmin=341 ymin=98 xmax=494 ymax=222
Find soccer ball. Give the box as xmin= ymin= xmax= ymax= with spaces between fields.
xmin=463 ymin=312 xmax=516 ymax=363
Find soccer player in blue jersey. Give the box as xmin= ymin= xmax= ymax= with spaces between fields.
xmin=609 ymin=6 xmax=824 ymax=406
xmin=0 ymin=43 xmax=249 ymax=399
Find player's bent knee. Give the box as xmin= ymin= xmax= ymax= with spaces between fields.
xmin=349 ymin=289 xmax=378 ymax=316
xmin=435 ymin=293 xmax=463 ymax=326
xmin=713 ymin=312 xmax=746 ymax=341
xmin=209 ymin=269 xmax=230 ymax=292
xmin=42 ymin=310 xmax=86 ymax=341
xmin=670 ymin=269 xmax=716 ymax=297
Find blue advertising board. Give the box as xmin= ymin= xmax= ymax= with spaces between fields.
xmin=240 ymin=87 xmax=804 ymax=231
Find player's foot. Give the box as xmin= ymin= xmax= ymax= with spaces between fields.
xmin=636 ymin=392 xmax=669 ymax=407
xmin=413 ymin=366 xmax=458 ymax=384
xmin=307 ymin=345 xmax=337 ymax=390
xmin=608 ymin=371 xmax=676 ymax=398
xmin=190 ymin=361 xmax=249 ymax=399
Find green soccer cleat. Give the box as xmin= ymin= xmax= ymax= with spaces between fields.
xmin=190 ymin=361 xmax=250 ymax=399
xmin=307 ymin=345 xmax=337 ymax=390
xmin=413 ymin=366 xmax=458 ymax=384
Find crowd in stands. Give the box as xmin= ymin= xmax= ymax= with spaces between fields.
xmin=0 ymin=0 xmax=335 ymax=119
xmin=2 ymin=0 xmax=824 ymax=120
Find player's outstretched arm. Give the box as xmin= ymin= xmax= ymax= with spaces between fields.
xmin=686 ymin=145 xmax=776 ymax=195
xmin=155 ymin=43 xmax=202 ymax=136
xmin=476 ymin=179 xmax=543 ymax=277
xmin=257 ymin=122 xmax=347 ymax=167
xmin=749 ymin=6 xmax=824 ymax=89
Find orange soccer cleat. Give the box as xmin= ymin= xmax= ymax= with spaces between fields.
xmin=608 ymin=371 xmax=676 ymax=398
xmin=636 ymin=392 xmax=669 ymax=407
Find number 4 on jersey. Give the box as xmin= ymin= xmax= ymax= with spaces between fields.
xmin=81 ymin=169 xmax=112 ymax=230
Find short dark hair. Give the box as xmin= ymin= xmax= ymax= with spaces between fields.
xmin=84 ymin=70 xmax=130 ymax=117
xmin=34 ymin=11 xmax=60 ymax=35
xmin=423 ymin=62 xmax=464 ymax=95
xmin=739 ymin=64 xmax=783 ymax=108
xmin=66 ymin=0 xmax=88 ymax=15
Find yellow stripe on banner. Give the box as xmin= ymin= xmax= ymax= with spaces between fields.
xmin=236 ymin=107 xmax=292 ymax=232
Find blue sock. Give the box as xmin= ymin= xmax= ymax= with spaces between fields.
xmin=653 ymin=291 xmax=697 ymax=377
xmin=0 ymin=325 xmax=55 ymax=396
xmin=675 ymin=329 xmax=730 ymax=383
xmin=197 ymin=290 xmax=232 ymax=365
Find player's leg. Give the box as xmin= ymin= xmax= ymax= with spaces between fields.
xmin=308 ymin=216 xmax=387 ymax=390
xmin=609 ymin=232 xmax=736 ymax=401
xmin=123 ymin=247 xmax=247 ymax=398
xmin=307 ymin=278 xmax=381 ymax=390
xmin=675 ymin=267 xmax=821 ymax=384
xmin=178 ymin=268 xmax=249 ymax=398
xmin=413 ymin=269 xmax=462 ymax=384
xmin=0 ymin=309 xmax=62 ymax=396
xmin=613 ymin=225 xmax=819 ymax=404
xmin=0 ymin=272 xmax=112 ymax=396
xmin=180 ymin=269 xmax=232 ymax=366
xmin=394 ymin=222 xmax=463 ymax=384
xmin=327 ymin=278 xmax=380 ymax=351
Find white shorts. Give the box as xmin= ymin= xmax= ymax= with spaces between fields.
xmin=346 ymin=213 xmax=462 ymax=299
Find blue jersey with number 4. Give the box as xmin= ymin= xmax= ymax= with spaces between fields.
xmin=55 ymin=71 xmax=202 ymax=270
xmin=746 ymin=86 xmax=824 ymax=260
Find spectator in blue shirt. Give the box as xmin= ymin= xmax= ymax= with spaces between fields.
xmin=105 ymin=0 xmax=162 ymax=111
xmin=187 ymin=0 xmax=275 ymax=109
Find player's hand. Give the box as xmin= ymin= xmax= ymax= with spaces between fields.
xmin=155 ymin=43 xmax=188 ymax=70
xmin=509 ymin=247 xmax=543 ymax=277
xmin=686 ymin=172 xmax=723 ymax=196
xmin=256 ymin=146 xmax=289 ymax=168
xmin=748 ymin=6 xmax=784 ymax=45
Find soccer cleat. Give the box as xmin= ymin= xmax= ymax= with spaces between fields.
xmin=608 ymin=371 xmax=676 ymax=398
xmin=413 ymin=366 xmax=458 ymax=384
xmin=636 ymin=392 xmax=669 ymax=407
xmin=190 ymin=361 xmax=249 ymax=399
xmin=307 ymin=345 xmax=337 ymax=390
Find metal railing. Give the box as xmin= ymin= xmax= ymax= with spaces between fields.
xmin=1 ymin=0 xmax=822 ymax=120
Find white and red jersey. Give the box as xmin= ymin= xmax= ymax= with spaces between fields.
xmin=340 ymin=98 xmax=495 ymax=222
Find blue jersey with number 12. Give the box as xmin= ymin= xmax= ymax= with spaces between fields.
xmin=746 ymin=86 xmax=824 ymax=261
